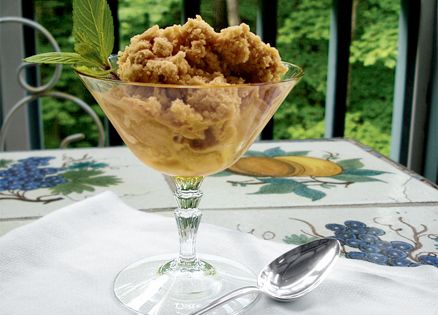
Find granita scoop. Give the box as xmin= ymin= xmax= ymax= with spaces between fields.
xmin=79 ymin=16 xmax=301 ymax=176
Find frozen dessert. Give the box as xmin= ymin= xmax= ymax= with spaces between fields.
xmin=80 ymin=17 xmax=300 ymax=176
xmin=118 ymin=16 xmax=287 ymax=85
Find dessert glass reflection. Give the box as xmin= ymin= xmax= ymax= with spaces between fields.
xmin=78 ymin=62 xmax=303 ymax=314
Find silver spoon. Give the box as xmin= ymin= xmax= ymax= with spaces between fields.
xmin=191 ymin=238 xmax=341 ymax=315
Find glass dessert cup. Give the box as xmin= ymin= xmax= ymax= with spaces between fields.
xmin=78 ymin=62 xmax=303 ymax=314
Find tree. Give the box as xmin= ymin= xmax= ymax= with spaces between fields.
xmin=275 ymin=0 xmax=399 ymax=156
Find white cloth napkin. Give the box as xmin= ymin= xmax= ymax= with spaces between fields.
xmin=0 ymin=191 xmax=437 ymax=315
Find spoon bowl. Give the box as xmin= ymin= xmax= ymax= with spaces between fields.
xmin=192 ymin=238 xmax=341 ymax=314
xmin=258 ymin=238 xmax=341 ymax=301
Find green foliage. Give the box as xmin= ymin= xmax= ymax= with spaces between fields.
xmin=33 ymin=0 xmax=400 ymax=156
xmin=146 ymin=0 xmax=181 ymax=25
xmin=278 ymin=1 xmax=331 ymax=42
xmin=118 ymin=0 xmax=149 ymax=48
xmin=275 ymin=0 xmax=399 ymax=156
xmin=118 ymin=0 xmax=180 ymax=48
xmin=350 ymin=0 xmax=400 ymax=68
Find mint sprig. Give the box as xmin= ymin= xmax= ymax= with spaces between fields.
xmin=24 ymin=0 xmax=115 ymax=78
xmin=73 ymin=0 xmax=114 ymax=67
xmin=24 ymin=52 xmax=101 ymax=67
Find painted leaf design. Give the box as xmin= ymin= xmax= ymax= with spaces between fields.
xmin=337 ymin=158 xmax=364 ymax=169
xmin=283 ymin=234 xmax=318 ymax=245
xmin=51 ymin=169 xmax=122 ymax=195
xmin=245 ymin=150 xmax=266 ymax=157
xmin=245 ymin=148 xmax=309 ymax=157
xmin=263 ymin=147 xmax=286 ymax=156
xmin=293 ymin=184 xmax=326 ymax=201
xmin=332 ymin=174 xmax=384 ymax=183
xmin=210 ymin=171 xmax=233 ymax=177
xmin=285 ymin=151 xmax=309 ymax=156
xmin=0 ymin=159 xmax=13 ymax=168
xmin=254 ymin=178 xmax=326 ymax=201
xmin=258 ymin=178 xmax=298 ymax=185
xmin=68 ymin=161 xmax=109 ymax=169
xmin=342 ymin=169 xmax=387 ymax=176
xmin=253 ymin=183 xmax=296 ymax=194
xmin=320 ymin=183 xmax=336 ymax=189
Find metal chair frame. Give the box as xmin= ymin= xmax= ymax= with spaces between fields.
xmin=0 ymin=16 xmax=105 ymax=151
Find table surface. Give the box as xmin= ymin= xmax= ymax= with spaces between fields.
xmin=1 ymin=139 xmax=438 ymax=268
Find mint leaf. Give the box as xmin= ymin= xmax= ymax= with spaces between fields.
xmin=73 ymin=0 xmax=114 ymax=67
xmin=23 ymin=0 xmax=116 ymax=78
xmin=74 ymin=65 xmax=111 ymax=78
xmin=24 ymin=52 xmax=100 ymax=67
xmin=24 ymin=52 xmax=110 ymax=78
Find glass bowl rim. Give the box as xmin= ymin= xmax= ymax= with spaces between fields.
xmin=76 ymin=61 xmax=304 ymax=89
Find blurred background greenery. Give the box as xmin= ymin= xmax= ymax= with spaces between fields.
xmin=34 ymin=0 xmax=399 ymax=156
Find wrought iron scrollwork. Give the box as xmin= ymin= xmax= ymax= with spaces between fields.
xmin=0 ymin=17 xmax=105 ymax=151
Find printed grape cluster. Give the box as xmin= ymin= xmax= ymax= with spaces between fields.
xmin=326 ymin=220 xmax=438 ymax=267
xmin=0 ymin=157 xmax=67 ymax=191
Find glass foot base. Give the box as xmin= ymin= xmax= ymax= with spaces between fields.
xmin=114 ymin=254 xmax=259 ymax=315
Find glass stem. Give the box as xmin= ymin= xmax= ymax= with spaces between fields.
xmin=172 ymin=176 xmax=204 ymax=268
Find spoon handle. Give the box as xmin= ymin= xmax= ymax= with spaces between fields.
xmin=190 ymin=285 xmax=260 ymax=315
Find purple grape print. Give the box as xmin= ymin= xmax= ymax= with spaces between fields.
xmin=323 ymin=219 xmax=437 ymax=268
xmin=286 ymin=217 xmax=437 ymax=268
xmin=0 ymin=155 xmax=122 ymax=204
